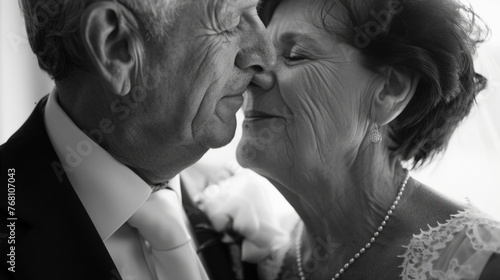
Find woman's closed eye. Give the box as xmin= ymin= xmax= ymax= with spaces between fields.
xmin=282 ymin=52 xmax=307 ymax=66
xmin=282 ymin=45 xmax=310 ymax=65
xmin=284 ymin=53 xmax=306 ymax=61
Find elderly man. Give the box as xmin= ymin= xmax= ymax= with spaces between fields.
xmin=0 ymin=0 xmax=274 ymax=279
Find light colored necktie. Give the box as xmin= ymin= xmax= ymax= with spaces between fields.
xmin=128 ymin=189 xmax=209 ymax=280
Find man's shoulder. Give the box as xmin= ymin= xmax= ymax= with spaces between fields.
xmin=0 ymin=95 xmax=50 ymax=159
xmin=0 ymin=95 xmax=70 ymax=218
xmin=0 ymin=96 xmax=47 ymax=149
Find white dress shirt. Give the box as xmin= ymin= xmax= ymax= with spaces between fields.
xmin=43 ymin=90 xmax=184 ymax=280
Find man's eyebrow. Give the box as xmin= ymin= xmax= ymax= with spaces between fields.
xmin=240 ymin=0 xmax=261 ymax=8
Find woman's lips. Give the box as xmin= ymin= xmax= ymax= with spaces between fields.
xmin=244 ymin=110 xmax=280 ymax=121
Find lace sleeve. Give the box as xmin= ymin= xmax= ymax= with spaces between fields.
xmin=399 ymin=208 xmax=500 ymax=280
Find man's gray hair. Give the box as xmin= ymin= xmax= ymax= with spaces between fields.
xmin=121 ymin=0 xmax=183 ymax=40
xmin=18 ymin=0 xmax=181 ymax=81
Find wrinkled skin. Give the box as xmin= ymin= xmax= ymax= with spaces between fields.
xmin=237 ymin=0 xmax=384 ymax=196
xmin=150 ymin=0 xmax=275 ymax=148
xmin=110 ymin=0 xmax=276 ymax=181
xmin=234 ymin=2 xmax=500 ymax=279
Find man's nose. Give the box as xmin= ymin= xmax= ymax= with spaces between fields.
xmin=235 ymin=17 xmax=276 ymax=74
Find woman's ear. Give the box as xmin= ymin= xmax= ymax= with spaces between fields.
xmin=372 ymin=67 xmax=420 ymax=125
xmin=80 ymin=2 xmax=144 ymax=96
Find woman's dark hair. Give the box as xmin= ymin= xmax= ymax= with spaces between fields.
xmin=259 ymin=0 xmax=489 ymax=168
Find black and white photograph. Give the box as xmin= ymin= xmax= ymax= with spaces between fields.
xmin=1 ymin=0 xmax=499 ymax=279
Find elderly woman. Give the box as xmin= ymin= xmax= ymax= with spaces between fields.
xmin=236 ymin=0 xmax=500 ymax=279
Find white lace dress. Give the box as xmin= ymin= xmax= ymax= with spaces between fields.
xmin=400 ymin=208 xmax=500 ymax=280
xmin=259 ymin=208 xmax=500 ymax=280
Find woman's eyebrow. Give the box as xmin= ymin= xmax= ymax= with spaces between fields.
xmin=279 ymin=32 xmax=315 ymax=43
xmin=279 ymin=32 xmax=323 ymax=50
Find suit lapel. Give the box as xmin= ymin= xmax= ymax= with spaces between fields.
xmin=0 ymin=96 xmax=121 ymax=280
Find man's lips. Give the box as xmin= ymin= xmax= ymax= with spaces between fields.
xmin=225 ymin=87 xmax=248 ymax=98
xmin=225 ymin=92 xmax=245 ymax=98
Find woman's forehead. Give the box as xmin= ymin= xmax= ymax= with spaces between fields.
xmin=268 ymin=0 xmax=349 ymax=44
xmin=269 ymin=0 xmax=349 ymax=32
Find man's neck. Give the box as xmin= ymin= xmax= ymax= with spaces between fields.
xmin=54 ymin=83 xmax=207 ymax=185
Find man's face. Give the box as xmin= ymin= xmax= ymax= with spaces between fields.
xmin=139 ymin=0 xmax=275 ymax=151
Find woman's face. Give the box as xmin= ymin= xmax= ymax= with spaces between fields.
xmin=237 ymin=0 xmax=384 ymax=188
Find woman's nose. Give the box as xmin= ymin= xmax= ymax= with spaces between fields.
xmin=251 ymin=72 xmax=275 ymax=91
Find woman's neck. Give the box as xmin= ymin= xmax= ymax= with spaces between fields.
xmin=271 ymin=149 xmax=411 ymax=275
xmin=307 ymin=164 xmax=407 ymax=239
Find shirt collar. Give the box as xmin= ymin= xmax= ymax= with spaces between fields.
xmin=44 ymin=90 xmax=181 ymax=241
xmin=168 ymin=175 xmax=182 ymax=201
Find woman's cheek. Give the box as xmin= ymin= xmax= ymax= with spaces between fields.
xmin=282 ymin=65 xmax=351 ymax=156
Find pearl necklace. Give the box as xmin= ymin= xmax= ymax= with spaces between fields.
xmin=295 ymin=171 xmax=411 ymax=280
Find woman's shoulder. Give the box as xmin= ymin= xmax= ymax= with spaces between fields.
xmin=399 ymin=207 xmax=500 ymax=280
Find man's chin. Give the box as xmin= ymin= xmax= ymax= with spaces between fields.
xmin=196 ymin=120 xmax=237 ymax=149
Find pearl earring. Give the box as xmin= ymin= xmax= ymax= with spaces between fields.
xmin=370 ymin=123 xmax=382 ymax=143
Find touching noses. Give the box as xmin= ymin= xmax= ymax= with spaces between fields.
xmin=235 ymin=18 xmax=276 ymax=74
xmin=251 ymin=71 xmax=275 ymax=91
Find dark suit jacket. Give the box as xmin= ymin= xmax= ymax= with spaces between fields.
xmin=1 ymin=96 xmax=122 ymax=280
xmin=0 ymin=96 xmax=256 ymax=280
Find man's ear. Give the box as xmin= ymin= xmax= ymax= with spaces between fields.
xmin=81 ymin=2 xmax=144 ymax=96
xmin=372 ymin=67 xmax=419 ymax=125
